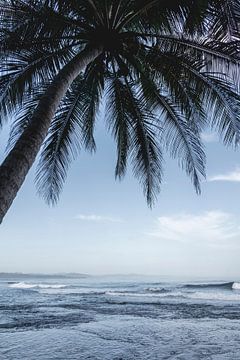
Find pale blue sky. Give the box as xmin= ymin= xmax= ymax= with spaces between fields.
xmin=1 ymin=117 xmax=240 ymax=279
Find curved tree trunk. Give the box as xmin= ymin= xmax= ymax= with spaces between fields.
xmin=0 ymin=45 xmax=102 ymax=223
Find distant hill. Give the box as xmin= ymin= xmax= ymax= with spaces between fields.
xmin=0 ymin=272 xmax=90 ymax=279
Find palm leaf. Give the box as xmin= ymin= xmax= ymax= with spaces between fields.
xmin=106 ymin=76 xmax=131 ymax=178
xmin=136 ymin=67 xmax=206 ymax=193
xmin=0 ymin=46 xmax=75 ymax=126
xmin=113 ymin=78 xmax=163 ymax=205
xmin=36 ymin=64 xmax=104 ymax=204
xmin=145 ymin=48 xmax=240 ymax=146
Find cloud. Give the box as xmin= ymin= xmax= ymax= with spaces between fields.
xmin=75 ymin=214 xmax=123 ymax=223
xmin=149 ymin=211 xmax=240 ymax=247
xmin=201 ymin=132 xmax=218 ymax=143
xmin=208 ymin=167 xmax=240 ymax=182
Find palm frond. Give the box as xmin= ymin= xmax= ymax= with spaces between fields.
xmin=127 ymin=84 xmax=163 ymax=205
xmin=135 ymin=65 xmax=206 ymax=193
xmin=140 ymin=34 xmax=240 ymax=66
xmin=106 ymin=76 xmax=131 ymax=178
xmin=6 ymin=85 xmax=48 ymax=151
xmin=0 ymin=46 xmax=75 ymax=126
xmin=145 ymin=48 xmax=240 ymax=147
xmin=35 ymin=64 xmax=104 ymax=204
xmin=35 ymin=77 xmax=85 ymax=205
xmin=159 ymin=96 xmax=206 ymax=193
xmin=113 ymin=77 xmax=163 ymax=205
xmin=81 ymin=56 xmax=105 ymax=151
xmin=176 ymin=57 xmax=240 ymax=146
xmin=209 ymin=0 xmax=240 ymax=40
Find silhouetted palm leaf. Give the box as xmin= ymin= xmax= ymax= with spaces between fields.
xmin=36 ymin=65 xmax=104 ymax=204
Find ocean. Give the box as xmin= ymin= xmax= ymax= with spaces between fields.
xmin=1 ymin=274 xmax=240 ymax=359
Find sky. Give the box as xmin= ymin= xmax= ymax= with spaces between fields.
xmin=1 ymin=118 xmax=240 ymax=279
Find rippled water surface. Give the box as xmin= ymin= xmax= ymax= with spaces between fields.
xmin=1 ymin=274 xmax=240 ymax=359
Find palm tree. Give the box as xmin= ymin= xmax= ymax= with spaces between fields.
xmin=0 ymin=0 xmax=240 ymax=223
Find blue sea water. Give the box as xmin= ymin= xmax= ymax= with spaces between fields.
xmin=1 ymin=274 xmax=240 ymax=359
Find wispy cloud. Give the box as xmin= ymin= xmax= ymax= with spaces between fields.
xmin=201 ymin=132 xmax=218 ymax=143
xmin=149 ymin=211 xmax=240 ymax=247
xmin=208 ymin=167 xmax=240 ymax=182
xmin=75 ymin=214 xmax=123 ymax=223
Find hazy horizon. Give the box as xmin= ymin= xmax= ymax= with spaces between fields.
xmin=1 ymin=272 xmax=239 ymax=284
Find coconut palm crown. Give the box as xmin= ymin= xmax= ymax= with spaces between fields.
xmin=0 ymin=0 xmax=240 ymax=222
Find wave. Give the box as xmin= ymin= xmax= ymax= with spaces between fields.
xmin=105 ymin=291 xmax=141 ymax=297
xmin=187 ymin=291 xmax=240 ymax=301
xmin=184 ymin=282 xmax=234 ymax=290
xmin=9 ymin=282 xmax=67 ymax=289
xmin=232 ymin=282 xmax=240 ymax=290
xmin=145 ymin=287 xmax=169 ymax=294
xmin=105 ymin=290 xmax=240 ymax=302
xmin=105 ymin=290 xmax=185 ymax=298
xmin=106 ymin=291 xmax=154 ymax=297
xmin=184 ymin=281 xmax=240 ymax=294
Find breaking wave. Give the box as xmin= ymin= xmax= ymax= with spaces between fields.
xmin=184 ymin=282 xmax=235 ymax=290
xmin=146 ymin=287 xmax=169 ymax=294
xmin=105 ymin=290 xmax=185 ymax=299
xmin=8 ymin=281 xmax=240 ymax=300
xmin=232 ymin=282 xmax=240 ymax=290
xmin=9 ymin=282 xmax=67 ymax=289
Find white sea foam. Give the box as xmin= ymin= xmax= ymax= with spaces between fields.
xmin=185 ymin=290 xmax=240 ymax=301
xmin=105 ymin=290 xmax=184 ymax=298
xmin=146 ymin=287 xmax=168 ymax=293
xmin=105 ymin=291 xmax=145 ymax=297
xmin=232 ymin=282 xmax=240 ymax=290
xmin=9 ymin=282 xmax=35 ymax=289
xmin=9 ymin=282 xmax=66 ymax=289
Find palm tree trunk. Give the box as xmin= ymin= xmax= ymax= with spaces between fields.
xmin=0 ymin=45 xmax=103 ymax=223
